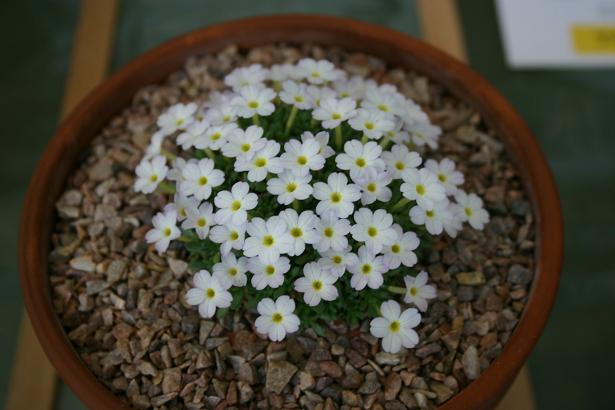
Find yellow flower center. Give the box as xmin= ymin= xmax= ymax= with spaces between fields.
xmin=438 ymin=173 xmax=446 ymax=182
xmin=395 ymin=162 xmax=405 ymax=171
xmin=367 ymin=183 xmax=376 ymax=193
xmin=263 ymin=235 xmax=275 ymax=247
xmin=163 ymin=228 xmax=172 ymax=237
xmin=365 ymin=122 xmax=374 ymax=130
xmin=330 ymin=192 xmax=342 ymax=203
xmin=324 ymin=227 xmax=334 ymax=238
xmin=392 ymin=244 xmax=400 ymax=253
xmin=265 ymin=265 xmax=275 ymax=275
xmin=332 ymin=255 xmax=342 ymax=264
xmin=312 ymin=280 xmax=323 ymax=291
xmin=362 ymin=264 xmax=372 ymax=274
xmin=367 ymin=227 xmax=378 ymax=237
xmin=297 ymin=155 xmax=308 ymax=166
xmin=272 ymin=313 xmax=283 ymax=323
xmin=426 ymin=210 xmax=434 ymax=218
xmin=206 ymin=288 xmax=216 ymax=298
xmin=465 ymin=207 xmax=474 ymax=217
xmin=389 ymin=321 xmax=400 ymax=333
xmin=231 ymin=200 xmax=242 ymax=211
xmin=332 ymin=113 xmax=341 ymax=120
xmin=150 ymin=174 xmax=158 ymax=182
xmin=355 ymin=157 xmax=366 ymax=167
xmin=197 ymin=218 xmax=206 ymax=227
xmin=241 ymin=143 xmax=251 ymax=152
xmin=254 ymin=157 xmax=267 ymax=167
xmin=229 ymin=231 xmax=239 ymax=241
xmin=311 ymin=71 xmax=321 ymax=78
xmin=198 ymin=176 xmax=208 ymax=186
xmin=286 ymin=183 xmax=297 ymax=193
xmin=410 ymin=287 xmax=418 ymax=296
xmin=211 ymin=131 xmax=221 ymax=141
xmin=294 ymin=95 xmax=304 ymax=103
xmin=416 ymin=184 xmax=425 ymax=195
xmin=248 ymin=101 xmax=259 ymax=109
xmin=228 ymin=268 xmax=238 ymax=277
xmin=290 ymin=227 xmax=303 ymax=238
xmin=377 ymin=104 xmax=388 ymax=112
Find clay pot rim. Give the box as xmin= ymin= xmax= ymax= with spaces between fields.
xmin=19 ymin=14 xmax=563 ymax=410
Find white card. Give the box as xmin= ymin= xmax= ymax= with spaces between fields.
xmin=495 ymin=0 xmax=615 ymax=68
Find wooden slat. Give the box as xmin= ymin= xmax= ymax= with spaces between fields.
xmin=416 ymin=1 xmax=536 ymax=409
xmin=6 ymin=1 xmax=118 ymax=409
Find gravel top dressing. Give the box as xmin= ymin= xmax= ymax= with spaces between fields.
xmin=49 ymin=44 xmax=535 ymax=409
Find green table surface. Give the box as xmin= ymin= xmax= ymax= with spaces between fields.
xmin=1 ymin=1 xmax=613 ymax=409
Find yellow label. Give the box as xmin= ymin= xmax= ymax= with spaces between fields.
xmin=571 ymin=25 xmax=615 ymax=54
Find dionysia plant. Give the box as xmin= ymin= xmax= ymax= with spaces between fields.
xmin=134 ymin=59 xmax=489 ymax=353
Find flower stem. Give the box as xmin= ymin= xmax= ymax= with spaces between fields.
xmin=157 ymin=182 xmax=176 ymax=194
xmin=160 ymin=148 xmax=177 ymax=161
xmin=252 ymin=114 xmax=260 ymax=126
xmin=387 ymin=286 xmax=406 ymax=295
xmin=205 ymin=148 xmax=216 ymax=160
xmin=390 ymin=197 xmax=410 ymax=212
xmin=361 ymin=134 xmax=369 ymax=143
xmin=176 ymin=235 xmax=192 ymax=243
xmin=285 ymin=106 xmax=298 ymax=135
xmin=379 ymin=134 xmax=391 ymax=148
xmin=335 ymin=126 xmax=343 ymax=149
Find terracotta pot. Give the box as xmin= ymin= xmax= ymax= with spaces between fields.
xmin=20 ymin=14 xmax=563 ymax=409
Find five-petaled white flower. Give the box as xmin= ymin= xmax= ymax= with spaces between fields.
xmin=403 ymin=271 xmax=437 ymax=312
xmin=185 ymin=270 xmax=232 ymax=318
xmin=164 ymin=193 xmax=198 ymax=222
xmin=157 ymin=102 xmax=197 ymax=135
xmin=281 ymin=138 xmax=325 ymax=175
xmin=318 ymin=248 xmax=358 ymax=278
xmin=248 ymin=256 xmax=291 ymax=290
xmin=425 ymin=158 xmax=464 ymax=195
xmin=177 ymin=121 xmax=208 ymax=150
xmin=221 ymin=125 xmax=267 ymax=159
xmin=232 ymin=85 xmax=276 ymax=118
xmin=313 ymin=212 xmax=351 ymax=253
xmin=181 ymin=202 xmax=214 ymax=240
xmin=266 ymin=171 xmax=313 ymax=205
xmin=224 ymin=64 xmax=268 ymax=91
xmin=351 ymin=208 xmax=397 ymax=254
xmin=145 ymin=210 xmax=181 ymax=253
xmin=135 ymin=155 xmax=168 ymax=194
xmin=370 ymin=300 xmax=421 ymax=353
xmin=294 ymin=262 xmax=339 ymax=306
xmin=296 ymin=58 xmax=342 ymax=85
xmin=209 ymin=223 xmax=246 ymax=256
xmin=255 ymin=295 xmax=300 ymax=342
xmin=313 ymin=172 xmax=361 ymax=218
xmin=400 ymin=168 xmax=446 ymax=211
xmin=279 ymin=209 xmax=319 ymax=256
xmin=194 ymin=123 xmax=237 ymax=151
xmin=348 ymin=246 xmax=387 ymax=290
xmin=301 ymin=130 xmax=335 ymax=159
xmin=383 ymin=224 xmax=420 ymax=269
xmin=348 ymin=108 xmax=395 ymax=140
xmin=213 ymin=254 xmax=248 ymax=288
xmin=235 ymin=140 xmax=283 ymax=182
xmin=179 ymin=158 xmax=225 ymax=200
xmin=355 ymin=168 xmax=393 ymax=205
xmin=312 ymin=97 xmax=357 ymax=129
xmin=279 ymin=80 xmax=313 ymax=110
xmin=214 ymin=182 xmax=258 ymax=225
xmin=382 ymin=144 xmax=422 ymax=179
xmin=454 ymin=190 xmax=490 ymax=230
xmin=336 ymin=140 xmax=385 ymax=181
xmin=409 ymin=200 xmax=455 ymax=236
xmin=243 ymin=216 xmax=293 ymax=263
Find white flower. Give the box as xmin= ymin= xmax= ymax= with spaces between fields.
xmin=157 ymin=103 xmax=197 ymax=135
xmin=348 ymin=108 xmax=395 ymax=140
xmin=404 ymin=272 xmax=437 ymax=312
xmin=306 ymin=85 xmax=336 ymax=108
xmin=145 ymin=210 xmax=181 ymax=253
xmin=279 ymin=80 xmax=313 ymax=110
xmin=179 ymin=158 xmax=225 ymax=200
xmin=214 ymin=182 xmax=258 ymax=225
xmin=279 ymin=209 xmax=319 ymax=256
xmin=318 ymin=248 xmax=358 ymax=278
xmin=235 ymin=140 xmax=282 ymax=182
xmin=209 ymin=223 xmax=246 ymax=256
xmin=268 ymin=63 xmax=300 ymax=82
xmin=454 ymin=190 xmax=490 ymax=230
xmin=255 ymin=295 xmax=300 ymax=342
xmin=400 ymin=168 xmax=446 ymax=211
xmin=221 ymin=125 xmax=266 ymax=159
xmin=249 ymin=256 xmax=291 ymax=290
xmin=386 ymin=122 xmax=411 ymax=145
xmin=313 ymin=212 xmax=351 ymax=253
xmin=362 ymin=86 xmax=404 ymax=116
xmin=144 ymin=130 xmax=165 ymax=159
xmin=135 ymin=155 xmax=168 ymax=194
xmin=301 ymin=130 xmax=335 ymax=159
xmin=243 ymin=216 xmax=293 ymax=263
xmin=194 ymin=123 xmax=237 ymax=151
xmin=348 ymin=246 xmax=387 ymax=290
xmin=313 ymin=173 xmax=361 ymax=218
xmin=335 ymin=140 xmax=385 ymax=181
xmin=280 ymin=138 xmax=325 ymax=175
xmin=409 ymin=200 xmax=454 ymax=235
xmin=296 ymin=58 xmax=342 ymax=84
xmin=164 ymin=193 xmax=198 ymax=221
xmin=232 ymin=85 xmax=276 ymax=118
xmin=382 ymin=144 xmax=422 ymax=179
xmin=185 ymin=270 xmax=232 ymax=318
xmin=181 ymin=202 xmax=214 ymax=239
xmin=355 ymin=169 xmax=393 ymax=205
xmin=408 ymin=121 xmax=441 ymax=149
xmin=350 ymin=208 xmax=397 ymax=254
xmin=267 ymin=171 xmax=313 ymax=205
xmin=312 ymin=97 xmax=357 ymax=129
xmin=294 ymin=262 xmax=339 ymax=306
xmin=383 ymin=225 xmax=419 ymax=269
xmin=334 ymin=75 xmax=372 ymax=100
xmin=177 ymin=121 xmax=208 ymax=150
xmin=370 ymin=300 xmax=420 ymax=353
xmin=425 ymin=158 xmax=464 ymax=195
xmin=224 ymin=64 xmax=268 ymax=91
xmin=213 ymin=254 xmax=248 ymax=288
xmin=167 ymin=157 xmax=187 ymax=183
